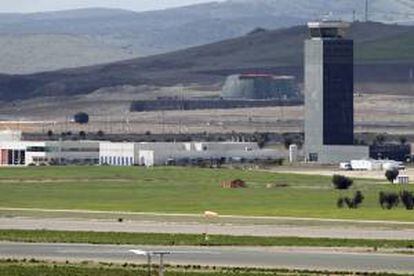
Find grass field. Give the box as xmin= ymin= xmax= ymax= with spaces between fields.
xmin=0 ymin=166 xmax=413 ymax=221
xmin=1 ymin=230 xmax=413 ymax=249
xmin=0 ymin=260 xmax=408 ymax=276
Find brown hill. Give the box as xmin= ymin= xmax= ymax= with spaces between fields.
xmin=0 ymin=22 xmax=413 ymax=101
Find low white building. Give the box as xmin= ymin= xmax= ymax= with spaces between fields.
xmin=0 ymin=131 xmax=281 ymax=167
xmin=100 ymin=142 xmax=279 ymax=167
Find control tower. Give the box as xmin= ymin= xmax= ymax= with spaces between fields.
xmin=304 ymin=21 xmax=368 ymax=163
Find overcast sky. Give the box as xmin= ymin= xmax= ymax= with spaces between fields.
xmin=0 ymin=0 xmax=225 ymax=13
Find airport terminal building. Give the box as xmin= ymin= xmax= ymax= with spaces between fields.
xmin=0 ymin=131 xmax=280 ymax=167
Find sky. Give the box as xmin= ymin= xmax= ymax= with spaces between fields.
xmin=0 ymin=0 xmax=225 ymax=13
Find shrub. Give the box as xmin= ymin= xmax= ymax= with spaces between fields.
xmin=385 ymin=169 xmax=399 ymax=184
xmin=337 ymin=191 xmax=364 ymax=209
xmin=337 ymin=197 xmax=345 ymax=208
xmin=379 ymin=192 xmax=400 ymax=209
xmin=353 ymin=191 xmax=365 ymax=207
xmin=400 ymin=191 xmax=414 ymax=210
xmin=332 ymin=175 xmax=353 ymax=190
xmin=79 ymin=131 xmax=86 ymax=139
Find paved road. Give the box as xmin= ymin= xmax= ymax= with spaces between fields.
xmin=1 ymin=217 xmax=414 ymax=240
xmin=1 ymin=242 xmax=414 ymax=273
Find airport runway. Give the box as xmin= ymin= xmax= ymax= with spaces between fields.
xmin=1 ymin=242 xmax=414 ymax=273
xmin=1 ymin=217 xmax=414 ymax=240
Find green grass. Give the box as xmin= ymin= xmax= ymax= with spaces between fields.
xmin=0 ymin=260 xmax=409 ymax=276
xmin=1 ymin=230 xmax=414 ymax=249
xmin=0 ymin=166 xmax=413 ymax=221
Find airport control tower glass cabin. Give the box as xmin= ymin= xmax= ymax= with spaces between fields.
xmin=304 ymin=21 xmax=368 ymax=163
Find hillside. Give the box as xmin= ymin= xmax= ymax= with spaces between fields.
xmin=0 ymin=34 xmax=137 ymax=74
xmin=0 ymin=22 xmax=412 ymax=101
xmin=0 ymin=0 xmax=412 ymax=74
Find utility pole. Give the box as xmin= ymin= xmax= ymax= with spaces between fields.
xmin=365 ymin=0 xmax=369 ymax=22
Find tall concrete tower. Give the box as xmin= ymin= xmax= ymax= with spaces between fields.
xmin=304 ymin=21 xmax=368 ymax=163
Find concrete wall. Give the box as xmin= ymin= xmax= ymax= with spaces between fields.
xmin=317 ymin=145 xmax=369 ymax=163
xmin=304 ymin=39 xmax=324 ymax=156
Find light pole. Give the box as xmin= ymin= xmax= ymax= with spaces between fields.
xmin=129 ymin=250 xmax=170 ymax=276
xmin=129 ymin=249 xmax=217 ymax=275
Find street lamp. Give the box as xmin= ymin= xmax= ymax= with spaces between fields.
xmin=129 ymin=249 xmax=170 ymax=276
xmin=129 ymin=248 xmax=218 ymax=276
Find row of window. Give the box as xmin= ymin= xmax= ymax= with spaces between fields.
xmin=27 ymin=146 xmax=99 ymax=153
xmin=100 ymin=156 xmax=134 ymax=166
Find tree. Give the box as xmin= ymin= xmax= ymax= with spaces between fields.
xmin=47 ymin=130 xmax=53 ymax=137
xmin=97 ymin=130 xmax=104 ymax=138
xmin=399 ymin=136 xmax=407 ymax=145
xmin=379 ymin=192 xmax=400 ymax=209
xmin=375 ymin=134 xmax=386 ymax=145
xmin=400 ymin=191 xmax=414 ymax=210
xmin=337 ymin=191 xmax=364 ymax=209
xmin=385 ymin=169 xmax=399 ymax=184
xmin=332 ymin=175 xmax=353 ymax=190
xmin=79 ymin=131 xmax=86 ymax=139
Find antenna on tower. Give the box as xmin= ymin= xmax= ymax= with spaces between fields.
xmin=365 ymin=0 xmax=369 ymax=22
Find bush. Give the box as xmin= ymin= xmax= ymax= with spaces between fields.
xmin=79 ymin=131 xmax=86 ymax=139
xmin=379 ymin=192 xmax=400 ymax=209
xmin=337 ymin=197 xmax=345 ymax=208
xmin=337 ymin=191 xmax=364 ymax=209
xmin=385 ymin=169 xmax=399 ymax=184
xmin=332 ymin=175 xmax=353 ymax=190
xmin=400 ymin=191 xmax=414 ymax=210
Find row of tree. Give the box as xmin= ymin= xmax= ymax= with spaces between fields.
xmin=332 ymin=174 xmax=413 ymax=210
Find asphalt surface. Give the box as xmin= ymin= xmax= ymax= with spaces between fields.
xmin=1 ymin=217 xmax=414 ymax=240
xmin=1 ymin=242 xmax=414 ymax=273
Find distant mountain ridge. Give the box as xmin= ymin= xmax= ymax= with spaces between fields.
xmin=0 ymin=0 xmax=412 ymax=74
xmin=0 ymin=22 xmax=412 ymax=101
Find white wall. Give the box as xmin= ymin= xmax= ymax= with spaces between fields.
xmin=99 ymin=142 xmax=136 ymax=166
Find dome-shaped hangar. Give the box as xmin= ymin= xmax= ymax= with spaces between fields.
xmin=221 ymin=74 xmax=299 ymax=100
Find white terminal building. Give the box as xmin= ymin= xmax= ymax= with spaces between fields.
xmin=0 ymin=131 xmax=280 ymax=166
